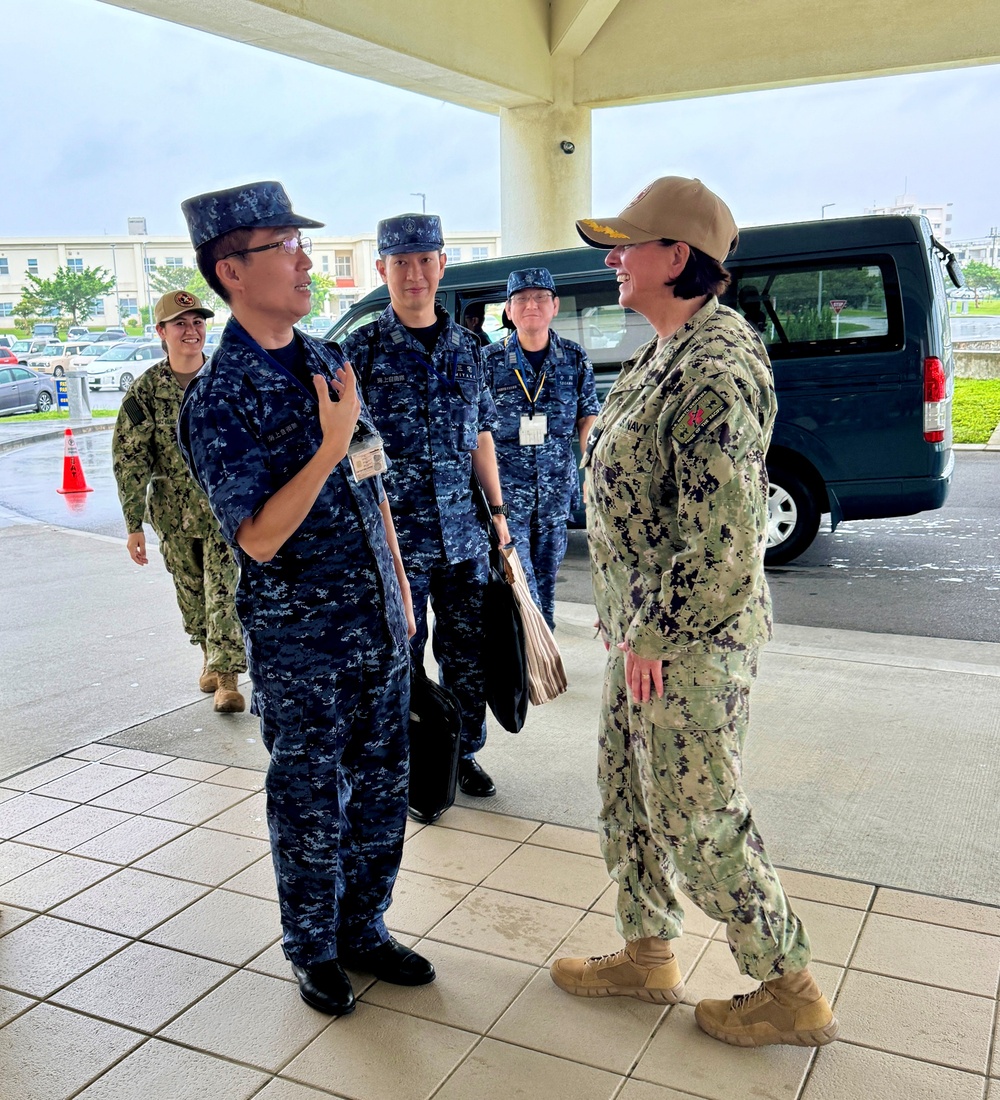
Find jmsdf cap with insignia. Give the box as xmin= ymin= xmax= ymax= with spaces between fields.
xmin=181 ymin=181 xmax=324 ymax=250
xmin=153 ymin=290 xmax=214 ymax=325
xmin=576 ymin=176 xmax=738 ymax=263
xmin=376 ymin=213 xmax=445 ymax=256
xmin=506 ymin=268 xmax=556 ymax=298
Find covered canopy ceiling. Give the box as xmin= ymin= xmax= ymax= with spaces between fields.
xmin=99 ymin=0 xmax=1000 ymax=114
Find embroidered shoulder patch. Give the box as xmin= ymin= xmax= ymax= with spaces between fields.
xmin=671 ymin=386 xmax=728 ymax=445
xmin=121 ymin=394 xmax=146 ymax=427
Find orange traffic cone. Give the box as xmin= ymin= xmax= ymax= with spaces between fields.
xmin=56 ymin=428 xmax=94 ymax=495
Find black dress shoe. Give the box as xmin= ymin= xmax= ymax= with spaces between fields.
xmin=291 ymin=959 xmax=356 ymax=1016
xmin=458 ymin=757 xmax=496 ymax=797
xmin=339 ymin=936 xmax=435 ymax=986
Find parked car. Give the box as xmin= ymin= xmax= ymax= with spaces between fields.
xmin=120 ymin=334 xmax=154 ymax=344
xmin=326 ymin=214 xmax=961 ymax=565
xmin=8 ymin=337 xmax=61 ymax=364
xmin=27 ymin=341 xmax=93 ymax=377
xmin=0 ymin=347 xmax=17 ymax=365
xmin=31 ymin=322 xmax=59 ymax=338
xmin=68 ymin=342 xmax=123 ymax=373
xmin=0 ymin=335 xmax=15 ymax=351
xmin=87 ymin=342 xmax=162 ymax=391
xmin=0 ymin=365 xmax=55 ymax=415
xmin=66 ymin=326 xmax=91 ymax=339
xmin=92 ymin=329 xmax=127 ymax=343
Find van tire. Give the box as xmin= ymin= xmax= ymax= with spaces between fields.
xmin=765 ymin=463 xmax=820 ymax=566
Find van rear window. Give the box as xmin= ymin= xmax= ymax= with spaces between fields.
xmin=726 ymin=258 xmax=903 ymax=358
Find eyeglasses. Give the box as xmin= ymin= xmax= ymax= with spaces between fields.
xmin=509 ymin=291 xmax=554 ymax=305
xmin=222 ymin=236 xmax=312 ymax=260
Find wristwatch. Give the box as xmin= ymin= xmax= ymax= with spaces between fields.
xmin=489 ymin=503 xmax=510 ymax=517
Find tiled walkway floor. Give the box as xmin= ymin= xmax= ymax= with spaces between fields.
xmin=1 ymin=744 xmax=999 ymax=1100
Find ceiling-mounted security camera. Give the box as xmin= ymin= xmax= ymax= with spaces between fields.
xmin=560 ymin=140 xmax=575 ymax=155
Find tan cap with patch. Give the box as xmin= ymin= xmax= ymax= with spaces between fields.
xmin=576 ymin=176 xmax=738 ymax=263
xmin=153 ymin=290 xmax=214 ymax=325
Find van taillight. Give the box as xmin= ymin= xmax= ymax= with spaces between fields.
xmin=923 ymin=357 xmax=947 ymax=442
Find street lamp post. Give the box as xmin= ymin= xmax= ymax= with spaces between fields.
xmin=410 ymin=192 xmax=426 ymax=214
xmin=140 ymin=235 xmax=154 ymax=330
xmin=817 ymin=204 xmax=836 ymax=316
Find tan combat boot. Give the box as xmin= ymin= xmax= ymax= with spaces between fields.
xmin=550 ymin=937 xmax=684 ymax=1004
xmin=695 ymin=967 xmax=839 ymax=1047
xmin=213 ymin=671 xmax=246 ymax=713
xmin=199 ymin=645 xmax=218 ymax=693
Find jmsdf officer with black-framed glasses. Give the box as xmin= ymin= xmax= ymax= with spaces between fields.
xmin=177 ymin=181 xmax=433 ymax=1018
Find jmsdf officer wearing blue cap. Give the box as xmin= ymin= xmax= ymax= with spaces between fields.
xmin=176 ymin=181 xmax=434 ymax=1017
xmin=341 ymin=213 xmax=508 ymax=799
xmin=484 ymin=268 xmax=599 ymax=630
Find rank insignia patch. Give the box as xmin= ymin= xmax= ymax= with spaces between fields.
xmin=671 ymin=386 xmax=727 ymax=444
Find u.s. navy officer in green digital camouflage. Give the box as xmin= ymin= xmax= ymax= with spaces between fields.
xmin=550 ymin=177 xmax=838 ymax=1049
xmin=112 ymin=290 xmax=247 ymax=713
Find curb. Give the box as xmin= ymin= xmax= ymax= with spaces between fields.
xmin=0 ymin=419 xmax=116 ymax=457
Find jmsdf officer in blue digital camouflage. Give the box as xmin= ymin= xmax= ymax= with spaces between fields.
xmin=340 ymin=213 xmax=509 ymax=799
xmin=176 ymin=181 xmax=434 ymax=1018
xmin=484 ymin=268 xmax=599 ymax=629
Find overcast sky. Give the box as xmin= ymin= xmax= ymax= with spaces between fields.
xmin=8 ymin=0 xmax=1000 ymax=242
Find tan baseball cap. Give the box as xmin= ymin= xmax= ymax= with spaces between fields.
xmin=576 ymin=176 xmax=738 ymax=263
xmin=153 ymin=290 xmax=214 ymax=325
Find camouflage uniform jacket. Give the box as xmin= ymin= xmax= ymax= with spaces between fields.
xmin=340 ymin=304 xmax=499 ymax=570
xmin=483 ymin=330 xmax=600 ymax=519
xmin=177 ymin=319 xmax=408 ymax=682
xmin=583 ymin=297 xmax=777 ymax=660
xmin=112 ymin=358 xmax=216 ymax=539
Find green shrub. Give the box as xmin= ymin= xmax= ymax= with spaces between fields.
xmin=952 ymin=378 xmax=1000 ymax=443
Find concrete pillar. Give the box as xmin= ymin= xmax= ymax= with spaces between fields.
xmin=499 ymin=59 xmax=591 ymax=256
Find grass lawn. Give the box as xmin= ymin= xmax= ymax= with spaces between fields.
xmin=1 ymin=409 xmax=117 ymax=424
xmin=953 ymin=377 xmax=1000 ymax=443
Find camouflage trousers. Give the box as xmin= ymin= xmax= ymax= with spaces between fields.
xmin=508 ymin=510 xmax=567 ymax=632
xmin=255 ymin=647 xmax=409 ymax=968
xmin=408 ymin=556 xmax=487 ymax=759
xmin=158 ymin=528 xmax=246 ymax=673
xmin=598 ymin=642 xmax=811 ymax=981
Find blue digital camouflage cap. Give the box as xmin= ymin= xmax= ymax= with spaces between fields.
xmin=181 ymin=181 xmax=324 ymax=249
xmin=506 ymin=268 xmax=557 ymax=298
xmin=376 ymin=214 xmax=445 ymax=256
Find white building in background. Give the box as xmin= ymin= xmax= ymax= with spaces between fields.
xmin=0 ymin=229 xmax=501 ymax=328
xmin=864 ymin=194 xmax=953 ymax=239
xmin=950 ymin=230 xmax=1000 ymax=269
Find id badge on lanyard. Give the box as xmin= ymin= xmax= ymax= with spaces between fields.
xmin=514 ymin=360 xmax=547 ymax=446
xmin=347 ymin=431 xmax=387 ymax=481
xmin=519 ymin=413 xmax=547 ymax=446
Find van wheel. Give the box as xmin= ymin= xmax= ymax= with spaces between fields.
xmin=119 ymin=373 xmax=134 ymax=392
xmin=765 ymin=463 xmax=820 ymax=566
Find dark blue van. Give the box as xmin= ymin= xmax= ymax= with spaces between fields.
xmin=326 ymin=215 xmax=960 ymax=565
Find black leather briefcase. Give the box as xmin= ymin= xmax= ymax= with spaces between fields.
xmin=408 ymin=663 xmax=462 ymax=824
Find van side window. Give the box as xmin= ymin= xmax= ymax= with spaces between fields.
xmin=458 ymin=299 xmax=508 ymax=344
xmin=331 ymin=306 xmax=384 ymax=341
xmin=549 ymin=288 xmax=654 ymax=371
xmin=726 ymin=259 xmax=902 ymax=358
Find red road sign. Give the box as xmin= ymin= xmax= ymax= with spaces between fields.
xmin=829 ymin=299 xmax=847 ymax=314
